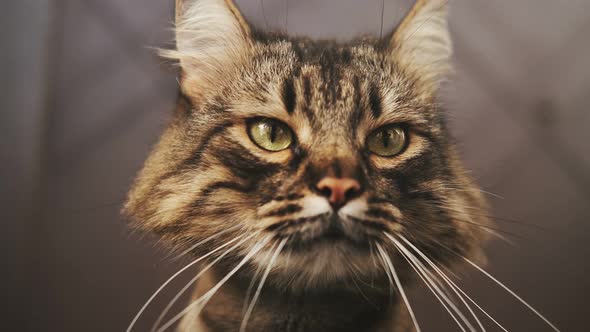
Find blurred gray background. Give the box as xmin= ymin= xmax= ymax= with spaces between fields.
xmin=2 ymin=0 xmax=589 ymax=331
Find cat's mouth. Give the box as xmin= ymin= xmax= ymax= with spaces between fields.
xmin=281 ymin=214 xmax=372 ymax=252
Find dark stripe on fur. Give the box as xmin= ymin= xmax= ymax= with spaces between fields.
xmin=367 ymin=197 xmax=391 ymax=205
xmin=261 ymin=204 xmax=302 ymax=217
xmin=214 ymin=139 xmax=282 ymax=180
xmin=282 ymin=77 xmax=297 ymax=114
xmin=266 ymin=212 xmax=329 ymax=232
xmin=200 ymin=180 xmax=256 ymax=197
xmin=352 ymin=75 xmax=362 ymax=113
xmin=347 ymin=216 xmax=389 ymax=231
xmin=331 ymin=161 xmax=343 ymax=178
xmin=288 ymin=145 xmax=308 ymax=171
xmin=365 ymin=207 xmax=395 ymax=221
xmin=368 ymin=82 xmax=382 ymax=118
xmin=180 ymin=180 xmax=256 ymax=221
xmin=152 ymin=221 xmax=190 ymax=237
xmin=158 ymin=121 xmax=232 ymax=183
xmin=274 ymin=193 xmax=305 ymax=202
xmin=301 ymin=75 xmax=315 ymax=120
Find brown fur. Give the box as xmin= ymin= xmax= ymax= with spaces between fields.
xmin=124 ymin=0 xmax=489 ymax=331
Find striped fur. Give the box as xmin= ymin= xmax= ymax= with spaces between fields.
xmin=124 ymin=0 xmax=489 ymax=331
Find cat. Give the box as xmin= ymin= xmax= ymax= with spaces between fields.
xmin=124 ymin=0 xmax=498 ymax=331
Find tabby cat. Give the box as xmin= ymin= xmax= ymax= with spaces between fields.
xmin=123 ymin=1 xmax=552 ymax=331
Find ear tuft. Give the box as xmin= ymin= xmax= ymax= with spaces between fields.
xmin=162 ymin=0 xmax=252 ymax=96
xmin=389 ymin=0 xmax=451 ymax=93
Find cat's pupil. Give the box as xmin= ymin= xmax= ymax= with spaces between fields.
xmin=382 ymin=131 xmax=391 ymax=148
xmin=269 ymin=123 xmax=277 ymax=143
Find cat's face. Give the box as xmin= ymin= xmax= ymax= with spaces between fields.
xmin=124 ymin=0 xmax=489 ymax=289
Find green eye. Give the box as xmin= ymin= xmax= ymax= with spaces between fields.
xmin=248 ymin=118 xmax=293 ymax=151
xmin=366 ymin=125 xmax=407 ymax=157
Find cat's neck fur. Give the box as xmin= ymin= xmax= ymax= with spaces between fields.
xmin=178 ymin=268 xmax=413 ymax=332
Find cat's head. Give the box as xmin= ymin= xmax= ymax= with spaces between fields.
xmin=124 ymin=0 xmax=489 ymax=289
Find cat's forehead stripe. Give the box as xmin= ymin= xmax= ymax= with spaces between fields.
xmin=368 ymin=81 xmax=382 ymax=119
xmin=266 ymin=44 xmax=426 ymax=129
xmin=281 ymin=76 xmax=296 ymax=115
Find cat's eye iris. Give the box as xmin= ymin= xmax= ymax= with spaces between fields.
xmin=366 ymin=125 xmax=407 ymax=157
xmin=248 ymin=118 xmax=293 ymax=152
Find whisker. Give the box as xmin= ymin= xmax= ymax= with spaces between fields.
xmin=447 ymin=247 xmax=561 ymax=332
xmin=379 ymin=0 xmax=385 ymax=39
xmin=373 ymin=243 xmax=394 ymax=296
xmin=385 ymin=241 xmax=450 ymax=297
xmin=126 ymin=232 xmax=245 ymax=332
xmin=397 ymin=234 xmax=487 ymax=332
xmin=426 ymin=262 xmax=511 ymax=332
xmin=397 ymin=244 xmax=466 ymax=331
xmin=386 ymin=233 xmax=472 ymax=332
xmin=452 ymin=283 xmax=510 ymax=332
xmin=435 ymin=185 xmax=504 ymax=200
xmin=240 ymin=238 xmax=287 ymax=332
xmin=451 ymin=218 xmax=528 ymax=240
xmin=285 ymin=0 xmax=288 ymax=33
xmin=241 ymin=250 xmax=270 ymax=316
xmin=375 ymin=243 xmax=422 ymax=332
xmin=174 ymin=227 xmax=237 ymax=260
xmin=486 ymin=229 xmax=516 ymax=246
xmin=433 ymin=201 xmax=554 ymax=233
xmin=400 ymin=205 xmax=528 ymax=240
xmin=470 ymin=188 xmax=504 ymax=200
xmin=402 ymin=195 xmax=552 ymax=235
xmin=155 ymin=236 xmax=271 ymax=332
xmin=347 ymin=261 xmax=379 ymax=309
xmin=150 ymin=232 xmax=260 ymax=332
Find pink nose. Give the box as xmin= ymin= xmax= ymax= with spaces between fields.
xmin=316 ymin=177 xmax=362 ymax=208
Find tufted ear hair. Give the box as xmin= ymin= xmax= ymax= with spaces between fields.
xmin=164 ymin=0 xmax=253 ymax=98
xmin=388 ymin=0 xmax=452 ymax=95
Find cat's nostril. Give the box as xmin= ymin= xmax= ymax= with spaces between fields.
xmin=319 ymin=186 xmax=332 ymax=199
xmin=344 ymin=185 xmax=360 ymax=200
xmin=316 ymin=177 xmax=362 ymax=208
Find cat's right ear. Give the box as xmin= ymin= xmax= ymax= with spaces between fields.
xmin=385 ymin=0 xmax=451 ymax=97
xmin=164 ymin=0 xmax=253 ymax=99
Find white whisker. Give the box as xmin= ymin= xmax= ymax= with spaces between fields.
xmin=241 ymin=248 xmax=271 ymax=316
xmin=405 ymin=251 xmax=468 ymax=331
xmin=240 ymin=238 xmax=287 ymax=332
xmin=431 ymin=269 xmax=510 ymax=332
xmin=397 ymin=234 xmax=487 ymax=332
xmin=386 ymin=233 xmax=471 ymax=332
xmin=455 ymin=250 xmax=561 ymax=332
xmin=126 ymin=232 xmax=245 ymax=332
xmin=374 ymin=243 xmax=395 ymax=296
xmin=174 ymin=227 xmax=237 ymax=260
xmin=151 ymin=231 xmax=260 ymax=332
xmin=155 ymin=236 xmax=271 ymax=332
xmin=438 ymin=186 xmax=504 ymax=200
xmin=375 ymin=243 xmax=422 ymax=332
xmin=486 ymin=230 xmax=516 ymax=246
xmin=477 ymin=189 xmax=504 ymax=200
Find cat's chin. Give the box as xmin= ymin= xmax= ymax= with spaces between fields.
xmin=251 ymin=235 xmax=381 ymax=290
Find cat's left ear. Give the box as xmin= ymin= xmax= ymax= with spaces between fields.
xmin=166 ymin=0 xmax=253 ymax=99
xmin=386 ymin=0 xmax=451 ymax=95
